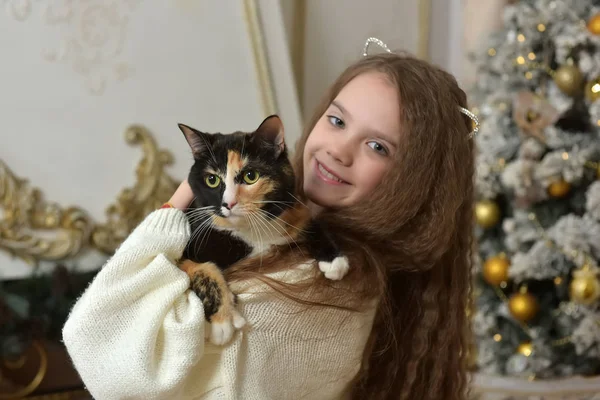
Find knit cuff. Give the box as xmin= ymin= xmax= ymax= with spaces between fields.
xmin=139 ymin=208 xmax=191 ymax=238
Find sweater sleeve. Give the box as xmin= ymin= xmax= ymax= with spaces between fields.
xmin=62 ymin=208 xmax=206 ymax=400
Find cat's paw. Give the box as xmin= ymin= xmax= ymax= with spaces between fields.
xmin=206 ymin=289 xmax=246 ymax=345
xmin=209 ymin=307 xmax=246 ymax=345
xmin=318 ymin=256 xmax=350 ymax=280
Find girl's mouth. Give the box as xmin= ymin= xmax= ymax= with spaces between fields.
xmin=316 ymin=161 xmax=348 ymax=185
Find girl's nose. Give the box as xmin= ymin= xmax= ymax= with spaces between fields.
xmin=327 ymin=139 xmax=353 ymax=166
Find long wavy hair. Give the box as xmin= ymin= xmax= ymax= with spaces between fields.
xmin=228 ymin=52 xmax=476 ymax=399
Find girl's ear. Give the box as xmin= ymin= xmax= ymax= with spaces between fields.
xmin=254 ymin=115 xmax=285 ymax=158
xmin=178 ymin=123 xmax=212 ymax=157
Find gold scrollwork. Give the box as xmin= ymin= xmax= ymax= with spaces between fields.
xmin=0 ymin=124 xmax=178 ymax=264
xmin=91 ymin=125 xmax=178 ymax=254
xmin=0 ymin=162 xmax=93 ymax=266
xmin=0 ymin=340 xmax=48 ymax=399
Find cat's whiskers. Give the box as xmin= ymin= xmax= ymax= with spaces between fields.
xmin=198 ymin=217 xmax=216 ymax=250
xmin=255 ymin=210 xmax=297 ymax=254
xmin=243 ymin=209 xmax=266 ymax=266
xmin=189 ymin=212 xmax=215 ymax=245
xmin=256 ymin=208 xmax=307 ymax=233
xmin=190 ymin=215 xmax=214 ymax=247
xmin=250 ymin=209 xmax=280 ymax=247
xmin=286 ymin=192 xmax=309 ymax=209
xmin=255 ymin=209 xmax=302 ymax=254
xmin=187 ymin=208 xmax=213 ymax=218
xmin=188 ymin=210 xmax=214 ymax=226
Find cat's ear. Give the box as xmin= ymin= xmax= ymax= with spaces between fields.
xmin=255 ymin=115 xmax=285 ymax=158
xmin=178 ymin=123 xmax=211 ymax=157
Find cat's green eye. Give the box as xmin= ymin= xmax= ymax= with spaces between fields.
xmin=205 ymin=174 xmax=221 ymax=188
xmin=243 ymin=171 xmax=260 ymax=184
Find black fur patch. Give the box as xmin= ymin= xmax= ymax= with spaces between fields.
xmin=190 ymin=271 xmax=222 ymax=321
xmin=302 ymin=219 xmax=340 ymax=263
xmin=184 ymin=214 xmax=252 ymax=269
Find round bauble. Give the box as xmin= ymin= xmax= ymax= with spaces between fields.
xmin=553 ymin=65 xmax=584 ymax=96
xmin=475 ymin=200 xmax=501 ymax=229
xmin=569 ymin=268 xmax=600 ymax=305
xmin=548 ymin=179 xmax=571 ymax=198
xmin=588 ymin=13 xmax=600 ymax=35
xmin=483 ymin=254 xmax=511 ymax=286
xmin=509 ymin=291 xmax=539 ymax=322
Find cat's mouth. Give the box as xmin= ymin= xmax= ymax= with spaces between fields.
xmin=219 ymin=207 xmax=239 ymax=219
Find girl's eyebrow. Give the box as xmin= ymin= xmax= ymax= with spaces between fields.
xmin=331 ymin=100 xmax=351 ymax=121
xmin=332 ymin=99 xmax=399 ymax=148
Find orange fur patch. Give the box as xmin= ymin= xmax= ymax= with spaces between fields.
xmin=278 ymin=204 xmax=311 ymax=241
xmin=239 ymin=178 xmax=276 ymax=208
xmin=178 ymin=259 xmax=236 ymax=322
xmin=227 ymin=150 xmax=244 ymax=173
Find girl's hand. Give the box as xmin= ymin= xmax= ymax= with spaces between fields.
xmin=167 ymin=179 xmax=194 ymax=210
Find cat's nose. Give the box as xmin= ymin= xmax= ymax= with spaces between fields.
xmin=222 ymin=201 xmax=237 ymax=210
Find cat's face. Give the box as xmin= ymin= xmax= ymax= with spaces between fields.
xmin=179 ymin=115 xmax=296 ymax=232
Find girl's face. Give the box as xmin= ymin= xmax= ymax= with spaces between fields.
xmin=303 ymin=72 xmax=401 ymax=208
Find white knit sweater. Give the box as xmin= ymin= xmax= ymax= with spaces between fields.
xmin=62 ymin=208 xmax=376 ymax=400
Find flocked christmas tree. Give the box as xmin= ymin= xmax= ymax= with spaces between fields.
xmin=469 ymin=0 xmax=600 ymax=379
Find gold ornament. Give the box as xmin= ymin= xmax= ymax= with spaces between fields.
xmin=585 ymin=78 xmax=600 ymax=102
xmin=553 ymin=65 xmax=584 ymax=96
xmin=588 ymin=13 xmax=600 ymax=35
xmin=548 ymin=179 xmax=571 ymax=198
xmin=569 ymin=266 xmax=600 ymax=305
xmin=483 ymin=254 xmax=511 ymax=286
xmin=509 ymin=290 xmax=539 ymax=322
xmin=517 ymin=341 xmax=533 ymax=357
xmin=475 ymin=200 xmax=501 ymax=229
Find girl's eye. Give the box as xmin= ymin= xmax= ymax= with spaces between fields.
xmin=367 ymin=141 xmax=388 ymax=155
xmin=327 ymin=116 xmax=345 ymax=128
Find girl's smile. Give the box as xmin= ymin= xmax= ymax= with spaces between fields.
xmin=303 ymin=72 xmax=401 ymax=208
xmin=315 ymin=159 xmax=349 ymax=185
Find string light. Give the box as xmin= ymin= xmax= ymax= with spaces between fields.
xmin=512 ymin=60 xmax=555 ymax=76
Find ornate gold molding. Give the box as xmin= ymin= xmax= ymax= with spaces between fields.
xmin=0 ymin=124 xmax=178 ymax=265
xmin=91 ymin=125 xmax=178 ymax=254
xmin=0 ymin=162 xmax=93 ymax=266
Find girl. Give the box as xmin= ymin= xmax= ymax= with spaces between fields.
xmin=63 ymin=41 xmax=476 ymax=400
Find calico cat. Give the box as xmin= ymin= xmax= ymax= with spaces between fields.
xmin=177 ymin=115 xmax=349 ymax=345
